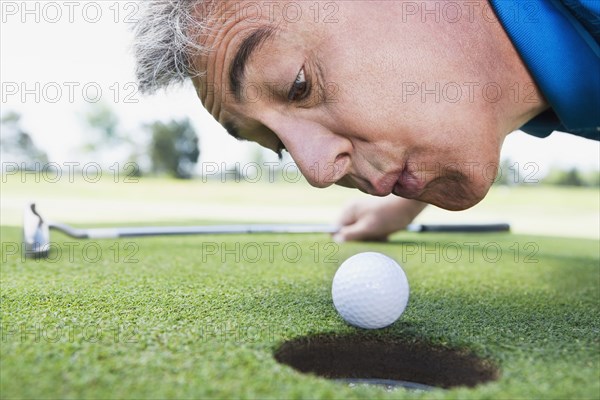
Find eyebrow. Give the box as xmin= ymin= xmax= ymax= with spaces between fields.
xmin=229 ymin=26 xmax=276 ymax=101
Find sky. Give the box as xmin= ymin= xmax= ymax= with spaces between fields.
xmin=1 ymin=1 xmax=599 ymax=175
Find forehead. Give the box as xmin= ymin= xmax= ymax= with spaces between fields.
xmin=195 ymin=0 xmax=300 ymax=25
xmin=193 ymin=0 xmax=296 ymax=56
xmin=191 ymin=0 xmax=317 ymax=121
xmin=191 ymin=2 xmax=282 ymax=95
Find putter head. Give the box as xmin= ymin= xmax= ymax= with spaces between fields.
xmin=23 ymin=203 xmax=50 ymax=258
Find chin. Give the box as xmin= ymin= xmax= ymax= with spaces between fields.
xmin=419 ymin=179 xmax=491 ymax=211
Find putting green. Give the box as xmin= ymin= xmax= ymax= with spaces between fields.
xmin=1 ymin=225 xmax=598 ymax=399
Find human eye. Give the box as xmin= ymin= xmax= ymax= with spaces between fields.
xmin=287 ymin=67 xmax=311 ymax=102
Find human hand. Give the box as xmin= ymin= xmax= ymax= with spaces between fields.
xmin=333 ymin=197 xmax=427 ymax=242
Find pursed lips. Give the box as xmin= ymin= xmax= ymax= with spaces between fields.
xmin=335 ymin=163 xmax=427 ymax=198
xmin=393 ymin=168 xmax=426 ymax=198
xmin=338 ymin=169 xmax=407 ymax=197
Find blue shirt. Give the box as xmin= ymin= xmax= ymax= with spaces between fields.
xmin=489 ymin=0 xmax=600 ymax=141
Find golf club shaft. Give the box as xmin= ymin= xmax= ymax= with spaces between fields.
xmin=48 ymin=222 xmax=510 ymax=239
xmin=48 ymin=223 xmax=340 ymax=239
xmin=407 ymin=223 xmax=510 ymax=233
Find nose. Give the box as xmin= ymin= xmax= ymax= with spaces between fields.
xmin=275 ymin=119 xmax=352 ymax=188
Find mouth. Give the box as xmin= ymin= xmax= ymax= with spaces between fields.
xmin=337 ymin=174 xmax=394 ymax=197
xmin=369 ymin=175 xmax=399 ymax=196
xmin=339 ymin=163 xmax=427 ymax=198
xmin=344 ymin=169 xmax=409 ymax=197
xmin=392 ymin=167 xmax=426 ymax=198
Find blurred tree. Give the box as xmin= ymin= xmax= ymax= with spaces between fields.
xmin=493 ymin=158 xmax=521 ymax=186
xmin=82 ymin=102 xmax=145 ymax=175
xmin=543 ymin=167 xmax=586 ymax=187
xmin=583 ymin=170 xmax=600 ymax=187
xmin=1 ymin=111 xmax=48 ymax=169
xmin=83 ymin=102 xmax=120 ymax=152
xmin=559 ymin=168 xmax=585 ymax=186
xmin=147 ymin=119 xmax=200 ymax=179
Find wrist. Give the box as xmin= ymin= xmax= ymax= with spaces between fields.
xmin=385 ymin=197 xmax=427 ymax=231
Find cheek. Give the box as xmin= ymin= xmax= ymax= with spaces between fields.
xmin=324 ymin=80 xmax=415 ymax=145
xmin=322 ymin=61 xmax=448 ymax=149
xmin=319 ymin=8 xmax=502 ymax=162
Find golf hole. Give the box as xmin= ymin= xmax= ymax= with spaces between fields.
xmin=274 ymin=335 xmax=499 ymax=390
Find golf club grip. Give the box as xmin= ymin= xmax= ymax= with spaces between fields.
xmin=410 ymin=223 xmax=510 ymax=233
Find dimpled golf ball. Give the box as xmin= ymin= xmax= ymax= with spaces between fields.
xmin=332 ymin=252 xmax=409 ymax=329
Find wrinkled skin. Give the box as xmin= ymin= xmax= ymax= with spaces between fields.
xmin=192 ymin=1 xmax=547 ymax=210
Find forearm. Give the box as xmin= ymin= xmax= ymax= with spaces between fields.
xmin=378 ymin=197 xmax=428 ymax=234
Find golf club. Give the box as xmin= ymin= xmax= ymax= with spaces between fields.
xmin=23 ymin=202 xmax=510 ymax=258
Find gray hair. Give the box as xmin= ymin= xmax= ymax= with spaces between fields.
xmin=133 ymin=0 xmax=209 ymax=94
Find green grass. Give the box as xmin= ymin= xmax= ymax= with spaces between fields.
xmin=1 ymin=223 xmax=599 ymax=399
xmin=2 ymin=176 xmax=599 ymax=398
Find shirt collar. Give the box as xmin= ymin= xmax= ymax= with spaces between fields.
xmin=489 ymin=0 xmax=600 ymax=139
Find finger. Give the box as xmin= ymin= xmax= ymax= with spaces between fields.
xmin=336 ymin=204 xmax=359 ymax=226
xmin=333 ymin=220 xmax=388 ymax=243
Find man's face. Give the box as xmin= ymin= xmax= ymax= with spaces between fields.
xmin=192 ymin=1 xmax=507 ymax=210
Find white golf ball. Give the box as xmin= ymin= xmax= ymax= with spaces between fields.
xmin=332 ymin=252 xmax=409 ymax=329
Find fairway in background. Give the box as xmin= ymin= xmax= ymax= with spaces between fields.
xmin=1 ymin=174 xmax=599 ymax=239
